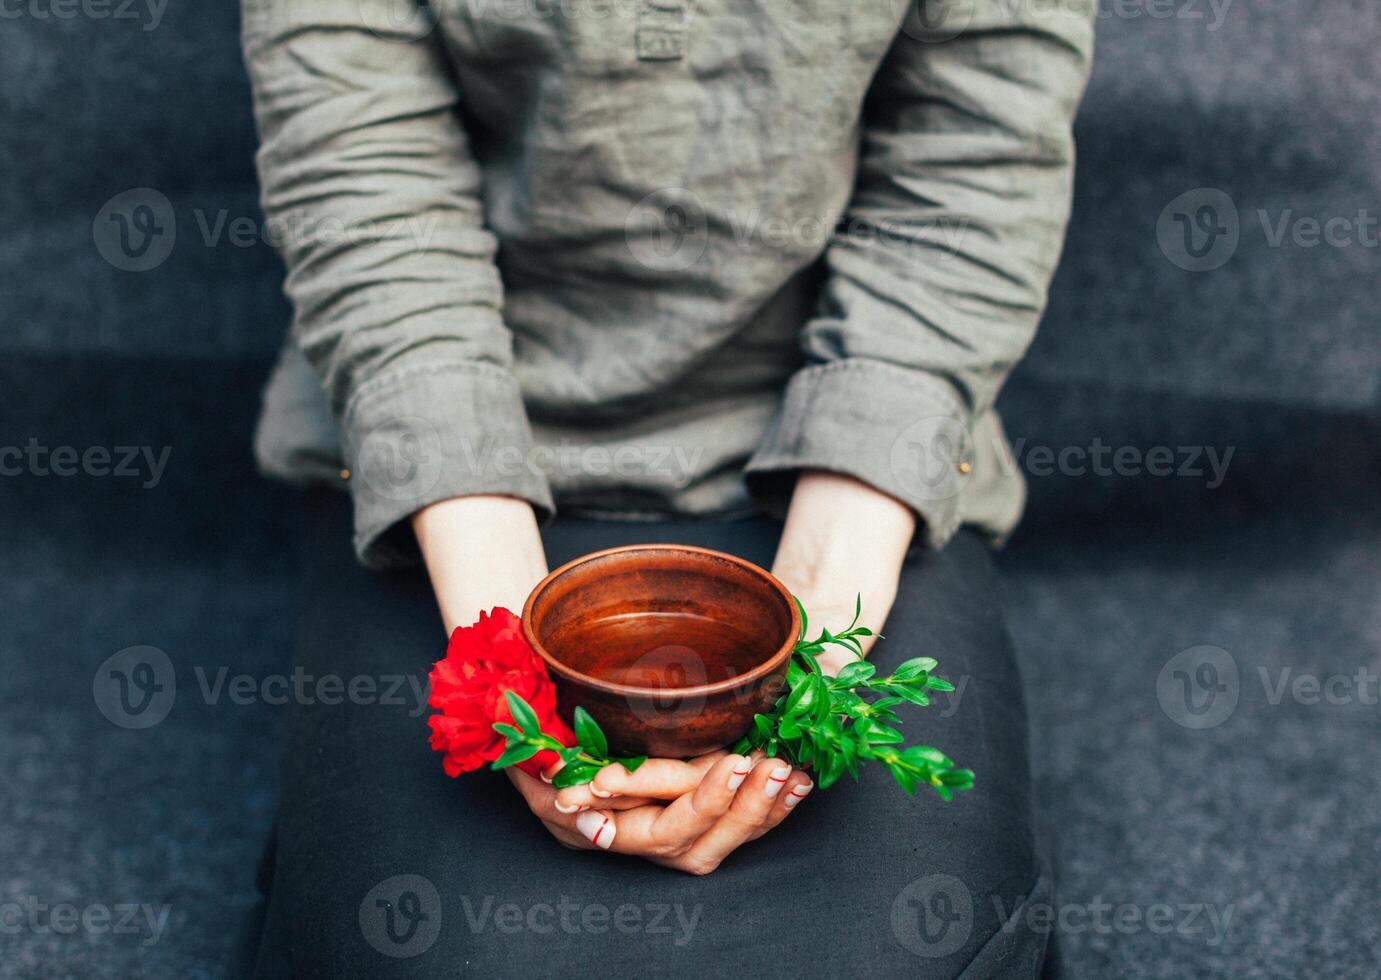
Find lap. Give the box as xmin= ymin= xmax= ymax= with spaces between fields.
xmin=254 ymin=493 xmax=1047 ymax=979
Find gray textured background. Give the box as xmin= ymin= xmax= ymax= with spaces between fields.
xmin=1 ymin=0 xmax=1377 ymax=977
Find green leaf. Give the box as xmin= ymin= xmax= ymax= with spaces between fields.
xmin=793 ymin=595 xmax=809 ymax=642
xmin=777 ymin=716 xmax=801 ymax=739
xmin=925 ymin=675 xmax=956 ymax=692
xmin=616 ymin=755 xmax=648 ymax=773
xmin=796 ymin=646 xmax=823 ymax=675
xmin=893 ymin=657 xmax=939 ymax=679
xmin=887 ymin=761 xmax=920 ymax=795
xmin=903 ymin=745 xmax=952 ymax=768
xmin=731 ymin=736 xmax=753 ymax=755
xmin=557 ymin=745 xmax=583 ymax=763
xmin=817 ymin=751 xmax=846 ymax=789
xmin=490 ymin=742 xmax=540 ymax=770
xmin=890 ymin=685 xmax=931 ymax=707
xmin=492 ymin=722 xmax=523 ymax=740
xmin=551 ymin=762 xmax=600 ymax=788
xmin=504 ymin=690 xmax=541 ymax=736
xmin=833 ymin=661 xmax=877 ymax=688
xmin=784 ymin=672 xmax=823 ymax=718
xmin=572 ymin=706 xmax=608 ymax=758
xmin=939 ymin=768 xmax=975 ymax=789
xmin=859 ymin=720 xmax=904 ymax=745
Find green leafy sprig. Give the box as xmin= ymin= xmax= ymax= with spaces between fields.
xmin=491 ymin=598 xmax=974 ymax=800
xmin=491 ymin=690 xmax=647 ymax=788
xmin=731 ymin=596 xmax=974 ymax=799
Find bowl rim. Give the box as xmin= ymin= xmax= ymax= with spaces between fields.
xmin=521 ymin=543 xmax=801 ymax=700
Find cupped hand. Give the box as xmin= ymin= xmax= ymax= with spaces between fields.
xmin=510 ymin=752 xmax=813 ymax=875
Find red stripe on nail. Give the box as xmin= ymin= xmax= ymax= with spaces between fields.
xmin=767 ymin=774 xmax=788 ymax=783
xmin=594 ymin=817 xmax=610 ymax=847
xmin=732 ymin=768 xmax=751 ymax=777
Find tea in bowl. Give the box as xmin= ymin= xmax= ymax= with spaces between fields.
xmin=521 ymin=544 xmax=800 ymax=758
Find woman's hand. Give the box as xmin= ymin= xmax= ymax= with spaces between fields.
xmin=511 ymin=752 xmax=813 ymax=875
xmin=770 ymin=470 xmax=916 ymax=675
xmin=412 ymin=494 xmax=549 ymax=634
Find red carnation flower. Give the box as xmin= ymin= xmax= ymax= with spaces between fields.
xmin=426 ymin=607 xmax=573 ymax=778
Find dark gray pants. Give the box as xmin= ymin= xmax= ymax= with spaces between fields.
xmin=252 ymin=493 xmax=1050 ymax=978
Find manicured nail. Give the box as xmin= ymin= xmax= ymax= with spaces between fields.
xmin=589 ymin=785 xmax=612 ymax=799
xmin=784 ymin=782 xmax=813 ymax=808
xmin=554 ymin=799 xmax=586 ymax=814
xmin=577 ymin=810 xmax=615 ymax=849
xmin=540 ymin=770 xmax=554 ymax=784
xmin=765 ymin=766 xmax=791 ymax=798
xmin=727 ymin=757 xmax=752 ymax=792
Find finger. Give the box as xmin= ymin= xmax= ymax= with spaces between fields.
xmin=506 ymin=768 xmax=591 ymax=833
xmin=599 ymin=754 xmax=747 ymax=857
xmin=557 ymin=754 xmax=723 ymax=810
xmin=749 ymin=770 xmax=814 ymax=841
xmin=540 ymin=819 xmax=595 ymax=850
xmin=553 ymin=794 xmax=655 ymax=813
xmin=573 ymin=809 xmax=619 ymax=850
xmin=647 ymin=753 xmax=750 ymax=848
xmin=679 ymin=757 xmax=796 ymax=871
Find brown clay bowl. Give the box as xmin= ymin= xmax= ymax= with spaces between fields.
xmin=522 ymin=544 xmax=800 ymax=758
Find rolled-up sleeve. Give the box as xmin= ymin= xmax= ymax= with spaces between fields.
xmin=242 ymin=0 xmax=552 ymax=567
xmin=745 ymin=0 xmax=1094 ymax=547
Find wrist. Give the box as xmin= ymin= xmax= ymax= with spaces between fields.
xmin=412 ymin=495 xmax=548 ymax=633
xmin=771 ymin=470 xmax=913 ymax=594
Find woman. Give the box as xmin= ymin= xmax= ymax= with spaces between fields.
xmin=242 ymin=1 xmax=1093 ymax=975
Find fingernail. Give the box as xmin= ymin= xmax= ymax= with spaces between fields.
xmin=540 ymin=771 xmax=554 ymax=784
xmin=589 ymin=785 xmax=612 ymax=799
xmin=765 ymin=766 xmax=791 ymax=798
xmin=553 ymin=799 xmax=584 ymax=814
xmin=727 ymin=757 xmax=752 ymax=791
xmin=784 ymin=782 xmax=813 ymax=808
xmin=577 ymin=810 xmax=614 ymax=849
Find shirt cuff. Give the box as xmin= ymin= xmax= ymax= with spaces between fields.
xmin=743 ymin=361 xmax=976 ymax=550
xmin=341 ymin=361 xmax=555 ymax=569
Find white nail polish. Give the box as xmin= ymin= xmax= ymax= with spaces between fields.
xmin=765 ymin=766 xmax=791 ymax=798
xmin=784 ymin=783 xmax=813 ymax=808
xmin=727 ymin=758 xmax=752 ymax=792
xmin=589 ymin=786 xmax=612 ymax=799
xmin=540 ymin=771 xmax=554 ymax=784
xmin=577 ymin=810 xmax=614 ymax=849
xmin=554 ymin=799 xmax=579 ymax=814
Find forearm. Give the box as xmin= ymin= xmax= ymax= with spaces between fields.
xmin=412 ymin=495 xmax=548 ymax=634
xmin=771 ymin=470 xmax=915 ymax=669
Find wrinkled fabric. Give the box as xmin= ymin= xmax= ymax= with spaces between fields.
xmin=242 ymin=0 xmax=1095 ymax=567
